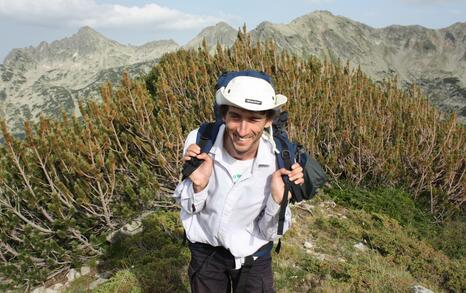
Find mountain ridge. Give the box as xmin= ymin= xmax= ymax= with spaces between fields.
xmin=0 ymin=26 xmax=179 ymax=134
xmin=244 ymin=11 xmax=466 ymax=123
xmin=1 ymin=11 xmax=465 ymax=137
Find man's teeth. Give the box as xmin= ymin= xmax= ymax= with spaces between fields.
xmin=236 ymin=136 xmax=250 ymax=141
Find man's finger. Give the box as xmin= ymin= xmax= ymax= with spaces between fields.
xmin=290 ymin=165 xmax=303 ymax=174
xmin=289 ymin=173 xmax=303 ymax=181
xmin=196 ymin=153 xmax=212 ymax=162
xmin=186 ymin=150 xmax=200 ymax=157
xmin=188 ymin=144 xmax=201 ymax=153
xmin=293 ymin=178 xmax=305 ymax=185
xmin=277 ymin=168 xmax=291 ymax=176
xmin=291 ymin=163 xmax=302 ymax=170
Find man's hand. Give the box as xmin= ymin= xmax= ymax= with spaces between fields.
xmin=271 ymin=163 xmax=304 ymax=204
xmin=183 ymin=144 xmax=213 ymax=193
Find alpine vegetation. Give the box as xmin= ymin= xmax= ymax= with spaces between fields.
xmin=147 ymin=30 xmax=465 ymax=218
xmin=0 ymin=28 xmax=464 ymax=290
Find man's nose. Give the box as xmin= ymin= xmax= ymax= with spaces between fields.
xmin=237 ymin=120 xmax=249 ymax=137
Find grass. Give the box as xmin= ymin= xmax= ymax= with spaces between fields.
xmin=63 ymin=274 xmax=97 ymax=293
xmin=272 ymin=189 xmax=465 ymax=292
xmin=93 ymin=210 xmax=190 ymax=293
xmin=326 ymin=183 xmax=466 ymax=259
xmin=63 ymin=186 xmax=465 ymax=292
xmin=93 ymin=271 xmax=142 ymax=293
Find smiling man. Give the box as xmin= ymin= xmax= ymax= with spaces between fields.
xmin=173 ymin=71 xmax=304 ymax=293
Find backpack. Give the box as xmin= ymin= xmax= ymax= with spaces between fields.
xmin=181 ymin=70 xmax=326 ymax=251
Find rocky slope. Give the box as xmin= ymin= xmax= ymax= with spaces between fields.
xmin=184 ymin=21 xmax=238 ymax=54
xmin=193 ymin=11 xmax=466 ymax=124
xmin=0 ymin=26 xmax=179 ymax=135
xmin=1 ymin=11 xmax=465 ymax=137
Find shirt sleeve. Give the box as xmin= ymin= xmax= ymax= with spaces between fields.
xmin=172 ymin=128 xmax=209 ymax=214
xmin=256 ymin=195 xmax=292 ymax=241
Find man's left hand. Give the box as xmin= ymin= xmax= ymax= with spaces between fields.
xmin=271 ymin=163 xmax=304 ymax=204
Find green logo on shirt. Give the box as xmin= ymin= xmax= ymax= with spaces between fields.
xmin=232 ymin=174 xmax=241 ymax=183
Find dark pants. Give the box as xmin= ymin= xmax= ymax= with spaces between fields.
xmin=188 ymin=242 xmax=275 ymax=293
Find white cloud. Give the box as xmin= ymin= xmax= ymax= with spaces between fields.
xmin=400 ymin=0 xmax=466 ymax=4
xmin=0 ymin=0 xmax=222 ymax=30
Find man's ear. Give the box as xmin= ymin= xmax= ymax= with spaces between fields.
xmin=265 ymin=119 xmax=273 ymax=128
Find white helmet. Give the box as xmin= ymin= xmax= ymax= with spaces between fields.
xmin=215 ymin=75 xmax=287 ymax=111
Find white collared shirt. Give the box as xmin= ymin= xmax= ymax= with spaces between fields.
xmin=173 ymin=125 xmax=292 ymax=267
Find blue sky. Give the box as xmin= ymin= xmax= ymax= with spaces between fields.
xmin=1 ymin=0 xmax=465 ymax=63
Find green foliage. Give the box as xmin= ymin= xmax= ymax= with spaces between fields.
xmin=327 ymin=183 xmax=465 ymax=259
xmin=26 ymin=189 xmax=464 ymax=293
xmin=428 ymin=217 xmax=466 ymax=259
xmin=327 ymin=184 xmax=432 ymax=234
xmin=93 ymin=270 xmax=142 ymax=293
xmin=0 ymin=27 xmax=464 ymax=289
xmin=145 ymin=28 xmax=465 ymax=219
xmin=274 ymin=193 xmax=466 ymax=292
xmin=99 ymin=210 xmax=189 ymax=293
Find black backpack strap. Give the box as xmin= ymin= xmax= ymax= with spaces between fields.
xmin=277 ymin=182 xmax=290 ymax=236
xmin=234 ymin=242 xmax=272 ymax=292
xmin=235 ymin=255 xmax=254 ymax=293
xmin=275 ymin=137 xmax=304 ymax=235
xmin=181 ymin=123 xmax=217 ymax=181
xmin=280 ymin=145 xmax=304 ymax=203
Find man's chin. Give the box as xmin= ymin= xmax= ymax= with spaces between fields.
xmin=232 ymin=145 xmax=249 ymax=154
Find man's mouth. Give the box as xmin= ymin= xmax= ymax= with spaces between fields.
xmin=234 ymin=133 xmax=253 ymax=142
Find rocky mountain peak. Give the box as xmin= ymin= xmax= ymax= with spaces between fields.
xmin=184 ymin=22 xmax=237 ymax=51
xmin=0 ymin=27 xmax=179 ymax=136
xmin=59 ymin=26 xmax=118 ymax=55
xmin=291 ymin=9 xmax=370 ymax=32
xmin=214 ymin=21 xmax=235 ymax=30
xmin=77 ymin=25 xmax=99 ymax=35
xmin=293 ymin=10 xmax=336 ymax=23
xmin=72 ymin=26 xmax=110 ymax=43
xmin=3 ymin=48 xmax=34 ymax=69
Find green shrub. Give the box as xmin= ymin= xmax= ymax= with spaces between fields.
xmin=327 ymin=183 xmax=465 ymax=259
xmin=93 ymin=270 xmax=141 ymax=293
xmin=274 ymin=192 xmax=465 ymax=292
xmin=0 ymin=27 xmax=464 ymax=289
xmin=100 ymin=210 xmax=189 ymax=293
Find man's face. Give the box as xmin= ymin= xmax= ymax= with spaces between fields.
xmin=223 ymin=106 xmax=272 ymax=160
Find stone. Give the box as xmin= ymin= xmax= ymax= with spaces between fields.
xmin=66 ymin=269 xmax=78 ymax=282
xmin=51 ymin=283 xmax=63 ymax=290
xmin=412 ymin=285 xmax=435 ymax=293
xmin=313 ymin=252 xmax=327 ymax=261
xmin=304 ymin=249 xmax=327 ymax=261
xmin=80 ymin=266 xmax=91 ymax=276
xmin=89 ymin=278 xmax=108 ymax=290
xmin=31 ymin=287 xmax=45 ymax=293
xmin=120 ymin=220 xmax=143 ymax=236
xmin=106 ymin=230 xmax=120 ymax=243
xmin=304 ymin=241 xmax=314 ymax=249
xmin=97 ymin=271 xmax=112 ymax=279
xmin=354 ymin=242 xmax=368 ymax=251
xmin=319 ymin=200 xmax=336 ymax=208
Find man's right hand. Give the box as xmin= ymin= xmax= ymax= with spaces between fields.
xmin=183 ymin=144 xmax=213 ymax=193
